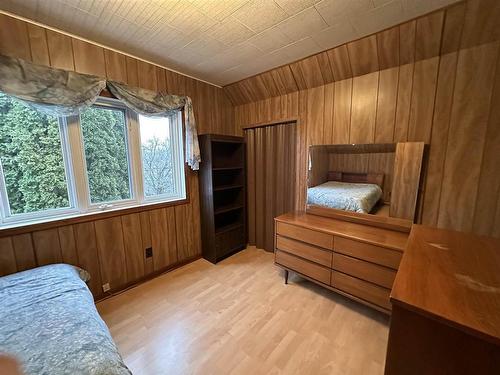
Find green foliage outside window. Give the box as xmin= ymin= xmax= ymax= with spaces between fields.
xmin=80 ymin=106 xmax=131 ymax=203
xmin=0 ymin=93 xmax=69 ymax=214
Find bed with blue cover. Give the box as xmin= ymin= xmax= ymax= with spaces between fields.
xmin=307 ymin=180 xmax=383 ymax=214
xmin=0 ymin=264 xmax=131 ymax=375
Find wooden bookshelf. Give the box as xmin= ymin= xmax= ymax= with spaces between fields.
xmin=198 ymin=134 xmax=246 ymax=263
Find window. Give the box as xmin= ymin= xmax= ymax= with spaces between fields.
xmin=0 ymin=94 xmax=186 ymax=227
xmin=80 ymin=104 xmax=132 ymax=205
xmin=139 ymin=114 xmax=184 ymax=201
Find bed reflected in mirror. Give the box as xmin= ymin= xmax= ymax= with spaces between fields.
xmin=307 ymin=143 xmax=425 ymax=222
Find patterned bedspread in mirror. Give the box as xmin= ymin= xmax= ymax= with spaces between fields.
xmin=307 ymin=181 xmax=382 ymax=213
xmin=0 ymin=264 xmax=131 ymax=375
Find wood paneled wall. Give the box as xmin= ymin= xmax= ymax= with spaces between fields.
xmin=233 ymin=0 xmax=500 ymax=238
xmin=0 ymin=13 xmax=236 ymax=296
xmin=0 ymin=13 xmax=235 ymax=136
xmin=225 ymin=0 xmax=500 ymax=106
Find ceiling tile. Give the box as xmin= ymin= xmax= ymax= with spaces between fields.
xmin=182 ymin=35 xmax=227 ymax=58
xmin=312 ymin=20 xmax=358 ymax=50
xmin=232 ymin=0 xmax=288 ymax=33
xmin=350 ymin=0 xmax=405 ymax=37
xmin=271 ymin=36 xmax=323 ymax=61
xmin=209 ymin=17 xmax=255 ymax=46
xmin=0 ymin=0 xmax=462 ymax=85
xmin=315 ymin=0 xmax=373 ymax=26
xmin=247 ymin=26 xmax=293 ymax=53
xmin=188 ymin=0 xmax=249 ymax=21
xmin=274 ymin=0 xmax=318 ymax=14
xmin=402 ymin=0 xmax=459 ymax=19
xmin=162 ymin=2 xmax=217 ymax=35
xmin=275 ymin=7 xmax=328 ymax=40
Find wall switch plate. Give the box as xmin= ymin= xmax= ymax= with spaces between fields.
xmin=145 ymin=247 xmax=153 ymax=258
xmin=102 ymin=283 xmax=110 ymax=292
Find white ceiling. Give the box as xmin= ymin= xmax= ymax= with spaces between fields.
xmin=0 ymin=0 xmax=460 ymax=86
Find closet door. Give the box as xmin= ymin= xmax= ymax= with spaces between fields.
xmin=245 ymin=122 xmax=297 ymax=251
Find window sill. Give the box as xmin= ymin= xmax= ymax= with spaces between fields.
xmin=0 ymin=196 xmax=190 ymax=237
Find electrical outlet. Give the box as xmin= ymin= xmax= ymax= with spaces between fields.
xmin=145 ymin=247 xmax=153 ymax=258
xmin=102 ymin=283 xmax=110 ymax=292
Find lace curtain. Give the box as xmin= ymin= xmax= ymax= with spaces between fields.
xmin=0 ymin=54 xmax=200 ymax=170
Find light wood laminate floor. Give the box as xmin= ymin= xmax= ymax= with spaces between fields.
xmin=97 ymin=247 xmax=389 ymax=375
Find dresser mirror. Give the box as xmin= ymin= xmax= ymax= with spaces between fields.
xmin=306 ymin=142 xmax=425 ymax=224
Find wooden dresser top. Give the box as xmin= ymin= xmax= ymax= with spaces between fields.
xmin=275 ymin=211 xmax=408 ymax=251
xmin=391 ymin=225 xmax=500 ymax=345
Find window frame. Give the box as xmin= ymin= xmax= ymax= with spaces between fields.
xmin=136 ymin=110 xmax=186 ymax=204
xmin=0 ymin=96 xmax=188 ymax=229
xmin=0 ymin=117 xmax=79 ymax=224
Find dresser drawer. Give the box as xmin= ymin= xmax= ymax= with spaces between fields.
xmin=276 ymin=222 xmax=333 ymax=249
xmin=334 ymin=237 xmax=402 ymax=269
xmin=275 ymin=250 xmax=331 ymax=285
xmin=331 ymin=271 xmax=391 ymax=311
xmin=333 ymin=253 xmax=396 ymax=289
xmin=276 ymin=236 xmax=332 ymax=267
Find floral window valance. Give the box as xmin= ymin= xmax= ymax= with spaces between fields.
xmin=0 ymin=54 xmax=200 ymax=170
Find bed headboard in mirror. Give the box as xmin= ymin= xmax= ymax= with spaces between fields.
xmin=307 ymin=142 xmax=425 ymax=223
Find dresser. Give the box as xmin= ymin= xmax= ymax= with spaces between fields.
xmin=385 ymin=225 xmax=500 ymax=374
xmin=274 ymin=211 xmax=409 ymax=314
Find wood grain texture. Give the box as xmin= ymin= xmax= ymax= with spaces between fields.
xmin=150 ymin=208 xmax=177 ymax=270
xmin=390 ymin=142 xmax=425 ymax=221
xmin=27 ymin=24 xmax=49 ymax=65
xmin=375 ymin=67 xmax=398 ymax=143
xmin=290 ymin=55 xmax=325 ymax=89
xmin=350 ymin=72 xmax=378 ymax=144
xmin=58 ymin=225 xmax=79 ymax=266
xmin=74 ymin=222 xmax=102 ymax=297
xmin=460 ymin=0 xmax=500 ymax=49
xmin=438 ymin=42 xmax=499 ymax=232
xmin=391 ymin=225 xmax=500 ymax=344
xmin=0 ymin=14 xmax=30 ymax=60
xmin=415 ymin=11 xmax=444 ymax=61
xmin=276 ymin=235 xmax=332 ymax=267
xmin=323 ymin=83 xmax=335 ymax=143
xmin=94 ymin=217 xmax=127 ymax=289
xmin=332 ymin=271 xmax=391 ymax=311
xmin=307 ymin=86 xmax=324 ymax=145
xmin=377 ymin=26 xmax=399 ymax=70
xmin=473 ymin=47 xmax=500 ymax=235
xmin=422 ymin=52 xmax=458 ymax=226
xmin=399 ymin=20 xmax=416 ymax=65
xmin=0 ymin=237 xmax=16 ymax=276
xmin=12 ymin=233 xmax=36 ymax=272
xmin=137 ymin=60 xmax=157 ymax=91
xmin=347 ymin=35 xmax=379 ymax=77
xmin=32 ymin=228 xmax=62 ymax=266
xmin=327 ymin=45 xmax=352 ymax=81
xmin=332 ymin=253 xmax=396 ymax=289
xmin=72 ymin=39 xmax=106 ymax=76
xmin=121 ymin=213 xmax=145 ymax=282
xmin=46 ymin=30 xmax=74 ymax=70
xmin=332 ymin=78 xmax=352 ymax=144
xmin=104 ymin=50 xmax=127 ymax=83
xmin=223 ymin=2 xmax=500 ymax=106
xmin=125 ymin=56 xmax=139 ymax=87
xmin=139 ymin=211 xmax=154 ymax=275
xmin=407 ymin=57 xmax=439 ymax=143
xmin=441 ymin=2 xmax=466 ymax=54
xmin=393 ymin=63 xmax=414 ymax=142
xmin=98 ymin=247 xmax=390 ymax=375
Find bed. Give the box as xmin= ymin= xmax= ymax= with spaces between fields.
xmin=0 ymin=264 xmax=131 ymax=375
xmin=307 ymin=172 xmax=384 ymax=213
